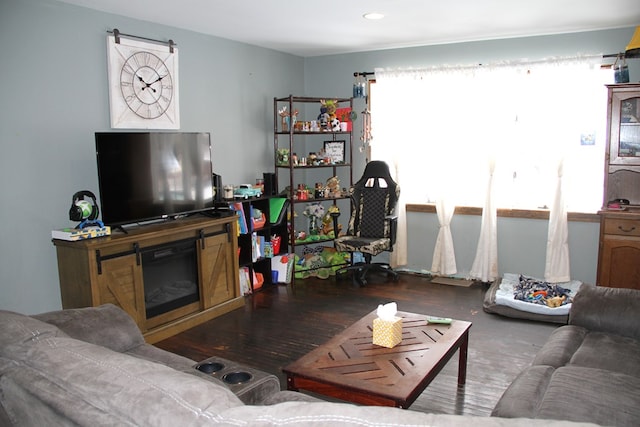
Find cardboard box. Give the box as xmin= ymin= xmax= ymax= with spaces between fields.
xmin=372 ymin=316 xmax=402 ymax=348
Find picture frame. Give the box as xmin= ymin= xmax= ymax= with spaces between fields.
xmin=323 ymin=140 xmax=345 ymax=163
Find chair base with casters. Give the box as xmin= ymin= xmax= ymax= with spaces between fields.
xmin=336 ymin=253 xmax=399 ymax=286
xmin=334 ymin=160 xmax=400 ymax=287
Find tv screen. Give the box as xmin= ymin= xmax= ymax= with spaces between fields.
xmin=95 ymin=132 xmax=214 ymax=227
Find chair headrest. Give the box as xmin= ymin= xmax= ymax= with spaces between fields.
xmin=360 ymin=161 xmax=394 ymax=182
xmin=354 ymin=161 xmax=399 ymax=211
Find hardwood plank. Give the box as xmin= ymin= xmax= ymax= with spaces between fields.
xmin=156 ymin=273 xmax=559 ymax=416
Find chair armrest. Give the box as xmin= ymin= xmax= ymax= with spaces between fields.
xmin=568 ymin=285 xmax=640 ymax=341
xmin=385 ymin=215 xmax=398 ymax=246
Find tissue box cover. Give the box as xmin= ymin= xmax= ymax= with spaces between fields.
xmin=373 ymin=317 xmax=402 ymax=348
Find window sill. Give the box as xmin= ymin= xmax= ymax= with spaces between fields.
xmin=405 ymin=204 xmax=599 ymax=223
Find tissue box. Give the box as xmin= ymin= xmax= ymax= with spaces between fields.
xmin=372 ymin=317 xmax=402 ymax=348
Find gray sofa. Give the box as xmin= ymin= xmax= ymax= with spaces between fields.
xmin=0 ymin=300 xmax=606 ymax=426
xmin=492 ymin=285 xmax=640 ymax=426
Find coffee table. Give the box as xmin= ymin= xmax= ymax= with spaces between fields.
xmin=283 ymin=310 xmax=471 ymax=408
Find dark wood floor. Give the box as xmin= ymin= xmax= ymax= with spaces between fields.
xmin=156 ymin=273 xmax=559 ymax=416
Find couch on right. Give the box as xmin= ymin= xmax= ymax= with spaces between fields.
xmin=492 ymin=285 xmax=640 ymax=426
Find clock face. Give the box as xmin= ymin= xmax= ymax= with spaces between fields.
xmin=120 ymin=51 xmax=173 ymax=119
xmin=107 ymin=36 xmax=180 ymax=129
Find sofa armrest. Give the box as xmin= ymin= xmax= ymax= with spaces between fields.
xmin=568 ymin=285 xmax=640 ymax=341
xmin=33 ymin=304 xmax=145 ymax=353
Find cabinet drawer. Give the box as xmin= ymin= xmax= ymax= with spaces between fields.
xmin=603 ymin=218 xmax=640 ymax=237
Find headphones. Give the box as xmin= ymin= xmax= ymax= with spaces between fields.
xmin=69 ymin=190 xmax=99 ymax=222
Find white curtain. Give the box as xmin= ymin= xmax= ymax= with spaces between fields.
xmin=545 ymin=158 xmax=570 ymax=282
xmin=431 ymin=196 xmax=457 ymax=275
xmin=469 ymin=158 xmax=498 ymax=282
xmin=372 ymin=54 xmax=606 ymax=277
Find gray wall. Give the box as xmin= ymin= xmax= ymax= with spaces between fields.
xmin=1 ymin=0 xmax=636 ymax=313
xmin=305 ymin=28 xmax=638 ymax=284
xmin=0 ymin=0 xmax=303 ymax=313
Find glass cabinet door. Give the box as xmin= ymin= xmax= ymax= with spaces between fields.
xmin=610 ymin=93 xmax=640 ymax=165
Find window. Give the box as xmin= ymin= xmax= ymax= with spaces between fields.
xmin=371 ymin=56 xmax=610 ymax=213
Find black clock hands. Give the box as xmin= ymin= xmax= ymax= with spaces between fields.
xmin=149 ymin=74 xmax=167 ymax=85
xmin=135 ymin=74 xmax=155 ymax=92
xmin=135 ymin=73 xmax=168 ymax=93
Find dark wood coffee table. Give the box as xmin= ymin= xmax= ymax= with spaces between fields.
xmin=283 ymin=310 xmax=471 ymax=408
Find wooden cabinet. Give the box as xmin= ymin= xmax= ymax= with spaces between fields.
xmin=53 ymin=215 xmax=243 ymax=343
xmin=597 ymin=212 xmax=640 ymax=289
xmin=597 ymin=84 xmax=640 ymax=289
xmin=94 ymin=253 xmax=146 ymax=326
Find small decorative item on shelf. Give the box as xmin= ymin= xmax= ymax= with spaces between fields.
xmin=278 ymin=106 xmax=298 ymax=132
xmin=319 ymin=99 xmax=339 ymax=132
xmin=277 ymin=148 xmax=290 ymax=166
xmin=613 ymin=54 xmax=630 ymax=84
xmin=278 ymin=106 xmax=288 ymax=131
xmin=309 ymin=216 xmax=319 ymax=235
xmin=321 ymin=205 xmax=341 ymax=237
xmin=251 ymin=208 xmax=266 ymax=229
xmin=263 ymin=242 xmax=274 ymax=258
xmin=270 ymin=235 xmax=281 ymax=255
xmin=303 ymin=203 xmax=325 ymax=236
xmin=308 ymin=152 xmax=317 ymax=165
xmin=296 ymin=184 xmax=308 ymax=200
xmin=224 ymin=185 xmax=234 ymax=199
xmin=336 ymin=107 xmax=353 ymax=131
xmin=318 ymin=103 xmax=330 ymax=130
xmin=326 ymin=176 xmax=340 ymax=197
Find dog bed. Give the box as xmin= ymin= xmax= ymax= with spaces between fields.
xmin=483 ymin=273 xmax=585 ymax=324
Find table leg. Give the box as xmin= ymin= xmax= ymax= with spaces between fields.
xmin=286 ymin=375 xmax=299 ymax=391
xmin=457 ymin=330 xmax=469 ymax=386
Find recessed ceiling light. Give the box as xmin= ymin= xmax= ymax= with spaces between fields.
xmin=363 ymin=12 xmax=385 ymax=20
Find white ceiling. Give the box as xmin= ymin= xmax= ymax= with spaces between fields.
xmin=57 ymin=0 xmax=640 ymax=57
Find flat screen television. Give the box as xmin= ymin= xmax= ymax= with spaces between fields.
xmin=95 ymin=132 xmax=214 ymax=227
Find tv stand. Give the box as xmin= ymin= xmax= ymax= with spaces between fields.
xmin=52 ymin=215 xmax=243 ymax=343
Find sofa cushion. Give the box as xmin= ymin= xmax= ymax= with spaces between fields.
xmin=569 ymin=332 xmax=640 ymax=378
xmin=1 ymin=310 xmax=244 ymax=426
xmin=569 ymin=286 xmax=640 ymax=341
xmin=532 ymin=325 xmax=587 ymax=368
xmin=491 ymin=365 xmax=555 ymax=418
xmin=221 ymin=400 xmax=599 ymax=427
xmin=1 ymin=357 xmax=131 ymax=426
xmin=537 ymin=366 xmax=640 ymax=426
xmin=33 ymin=303 xmax=145 ymax=353
xmin=0 ymin=310 xmax=67 ymax=350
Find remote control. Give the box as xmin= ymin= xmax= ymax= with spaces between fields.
xmin=427 ymin=316 xmax=452 ymax=324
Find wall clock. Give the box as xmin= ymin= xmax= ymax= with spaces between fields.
xmin=107 ymin=34 xmax=180 ymax=129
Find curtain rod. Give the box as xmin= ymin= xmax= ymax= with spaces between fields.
xmin=357 ymin=54 xmax=622 ymax=76
xmin=107 ymin=29 xmax=176 ymax=53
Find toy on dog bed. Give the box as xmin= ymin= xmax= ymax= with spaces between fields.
xmin=483 ymin=273 xmax=585 ymax=323
xmin=513 ymin=275 xmax=573 ymax=308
